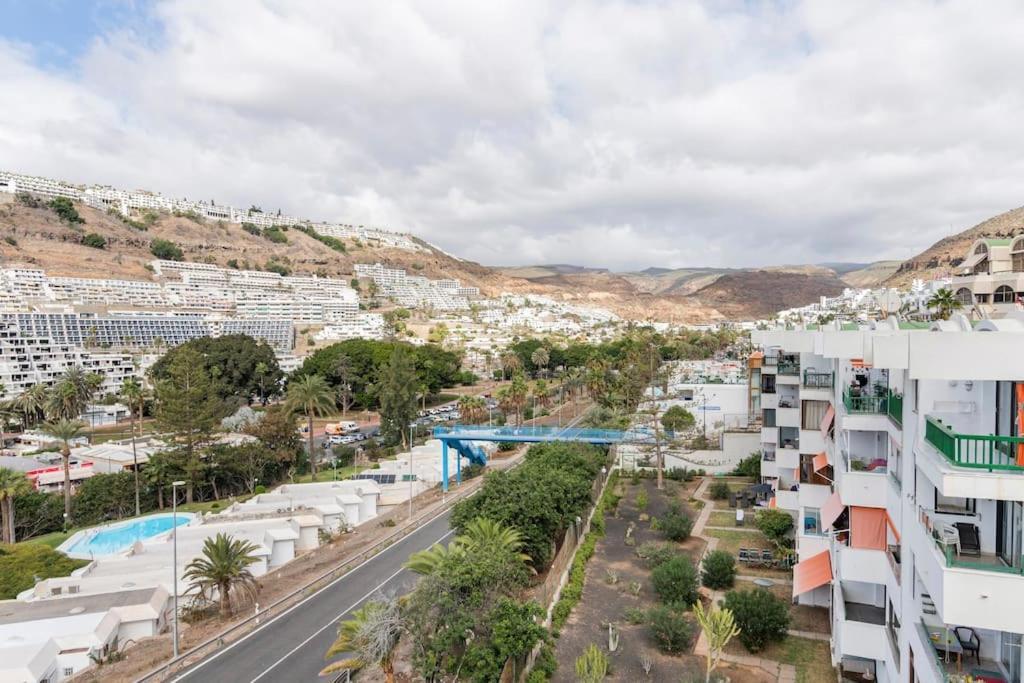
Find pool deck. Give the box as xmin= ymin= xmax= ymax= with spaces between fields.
xmin=58 ymin=512 xmax=196 ymax=559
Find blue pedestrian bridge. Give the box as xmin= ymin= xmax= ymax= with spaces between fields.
xmin=432 ymin=424 xmax=652 ymax=491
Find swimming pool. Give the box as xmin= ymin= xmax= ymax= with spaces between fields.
xmin=61 ymin=513 xmax=194 ymax=558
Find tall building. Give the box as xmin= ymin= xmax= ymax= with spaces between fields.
xmin=950 ymin=237 xmax=1024 ymax=317
xmin=754 ymin=315 xmax=1024 ymax=683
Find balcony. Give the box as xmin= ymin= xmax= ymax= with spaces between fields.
xmin=915 ymin=622 xmax=1009 ymax=683
xmin=886 ymin=390 xmax=903 ymax=427
xmin=842 ymin=388 xmax=888 ymax=415
xmin=919 ymin=507 xmax=1021 ymax=575
xmin=778 ymin=360 xmax=801 ymax=376
xmin=774 ymin=488 xmax=799 ymax=511
xmin=803 ymin=369 xmax=834 ymax=389
xmin=925 ymin=415 xmax=1024 ymax=473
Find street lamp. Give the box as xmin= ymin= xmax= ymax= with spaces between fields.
xmin=171 ymin=480 xmax=186 ymax=658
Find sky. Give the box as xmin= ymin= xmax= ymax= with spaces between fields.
xmin=2 ymin=0 xmax=1024 ymax=271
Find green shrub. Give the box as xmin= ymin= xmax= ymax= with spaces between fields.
xmin=574 ymin=644 xmax=608 ymax=683
xmin=732 ymin=452 xmax=761 ymax=478
xmin=527 ymin=643 xmax=557 ymax=682
xmin=0 ymin=544 xmax=88 ymax=599
xmin=755 ymin=509 xmax=794 ymax=546
xmin=647 ymin=606 xmax=693 ymax=654
xmin=497 ymin=441 xmax=517 ymax=452
xmin=48 ymin=197 xmax=83 ymax=223
xmin=253 ymin=484 xmax=267 ymax=494
xmin=709 ymin=481 xmax=730 ymax=500
xmin=651 ymin=555 xmax=699 ymax=607
xmin=81 ymin=232 xmax=107 ymax=249
xmin=700 ymin=550 xmax=737 ymax=589
xmin=636 ymin=489 xmax=648 ymax=510
xmin=241 ymin=222 xmax=261 ymax=236
xmin=226 ymin=258 xmax=240 ymax=269
xmin=264 ymin=260 xmax=291 ymax=276
xmin=659 ymin=504 xmax=693 ymax=542
xmin=263 ymin=226 xmax=288 ymax=243
xmin=624 ymin=606 xmax=647 ymax=624
xmin=150 ymin=238 xmax=184 ymax=261
xmin=722 ymin=588 xmax=790 ymax=653
xmin=635 ymin=541 xmax=676 ymax=568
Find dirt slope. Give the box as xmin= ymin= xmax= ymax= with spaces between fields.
xmin=688 ymin=270 xmax=848 ymax=319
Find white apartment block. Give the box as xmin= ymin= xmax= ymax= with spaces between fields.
xmin=950 ymin=236 xmax=1024 ymax=318
xmin=0 ymin=323 xmax=137 ymax=401
xmin=754 ymin=314 xmax=1024 ymax=683
xmin=354 ymin=263 xmax=477 ymax=310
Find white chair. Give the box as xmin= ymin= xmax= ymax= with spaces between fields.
xmin=936 ymin=522 xmax=961 ymax=556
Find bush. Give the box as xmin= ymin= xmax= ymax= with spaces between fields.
xmin=647 ymin=606 xmax=693 ymax=654
xmin=755 ymin=509 xmax=794 ymax=546
xmin=253 ymin=484 xmax=267 ymax=494
xmin=150 ymin=238 xmax=184 ymax=261
xmin=651 ymin=555 xmax=699 ymax=607
xmin=4 ymin=236 xmax=17 ymax=246
xmin=241 ymin=222 xmax=261 ymax=236
xmin=81 ymin=232 xmax=107 ymax=249
xmin=263 ymin=226 xmax=288 ymax=243
xmin=0 ymin=544 xmax=88 ymax=599
xmin=264 ymin=259 xmax=291 ymax=276
xmin=722 ymin=588 xmax=790 ymax=653
xmin=497 ymin=441 xmax=517 ymax=452
xmin=709 ymin=481 xmax=731 ymax=500
xmin=574 ymin=644 xmax=608 ymax=683
xmin=659 ymin=504 xmax=693 ymax=542
xmin=732 ymin=452 xmax=761 ymax=478
xmin=624 ymin=606 xmax=647 ymax=624
xmin=636 ymin=489 xmax=648 ymax=510
xmin=635 ymin=542 xmax=676 ymax=568
xmin=701 ymin=550 xmax=737 ymax=589
xmin=48 ymin=196 xmax=83 ymax=223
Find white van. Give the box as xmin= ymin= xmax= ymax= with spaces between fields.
xmin=338 ymin=421 xmax=360 ymax=434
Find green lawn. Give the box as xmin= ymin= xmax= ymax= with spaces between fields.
xmin=705 ymin=528 xmax=773 ymax=556
xmin=708 ymin=510 xmax=760 ymax=527
xmin=752 ymin=636 xmax=835 ymax=683
xmin=18 ymin=530 xmax=72 ymax=549
xmin=289 ymin=465 xmax=363 ymax=485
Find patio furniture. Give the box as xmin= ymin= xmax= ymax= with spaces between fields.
xmin=760 ymin=549 xmax=775 ymax=564
xmin=926 ymin=625 xmax=963 ymax=671
xmin=954 ymin=523 xmax=982 ymax=557
xmin=728 ymin=493 xmax=737 ymax=508
xmin=955 ymin=627 xmax=981 ymax=665
xmin=738 ymin=548 xmax=757 ymax=564
xmin=934 ymin=523 xmax=962 ymax=556
xmin=735 ymin=509 xmax=745 ymax=527
xmin=753 ymin=578 xmax=774 ymax=588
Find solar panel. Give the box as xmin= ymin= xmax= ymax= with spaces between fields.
xmin=354 ymin=473 xmax=396 ymax=484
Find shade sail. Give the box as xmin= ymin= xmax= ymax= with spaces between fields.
xmin=821 ymin=492 xmax=845 ymax=530
xmin=812 ymin=452 xmax=829 ymax=473
xmin=793 ymin=550 xmax=833 ymax=597
xmin=885 ymin=511 xmax=901 ymax=543
xmin=851 ymin=506 xmax=887 ymax=550
xmin=820 ymin=405 xmax=835 ymax=438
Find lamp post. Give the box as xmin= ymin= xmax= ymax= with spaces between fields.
xmin=171 ymin=480 xmax=185 ymax=658
xmin=408 ymin=426 xmax=414 ymax=519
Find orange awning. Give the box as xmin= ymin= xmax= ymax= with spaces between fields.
xmin=850 ymin=359 xmax=873 ymax=369
xmin=812 ymin=452 xmax=829 ymax=473
xmin=792 ymin=550 xmax=833 ymax=597
xmin=750 ymin=351 xmax=764 ymax=360
xmin=819 ymin=405 xmax=835 ymax=438
xmin=1016 ymin=384 xmax=1024 ymax=466
xmin=821 ymin=492 xmax=845 ymax=530
xmin=769 ymin=496 xmax=777 ymax=509
xmin=886 ymin=511 xmax=901 ymax=543
xmin=851 ymin=506 xmax=887 ymax=550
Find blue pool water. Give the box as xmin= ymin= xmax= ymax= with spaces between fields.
xmin=65 ymin=513 xmax=193 ymax=556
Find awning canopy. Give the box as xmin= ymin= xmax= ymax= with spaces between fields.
xmin=958 ymin=251 xmax=986 ymax=273
xmin=793 ymin=550 xmax=833 ymax=597
xmin=819 ymin=405 xmax=835 ymax=438
xmin=886 ymin=511 xmax=901 ymax=543
xmin=851 ymin=506 xmax=888 ymax=550
xmin=812 ymin=452 xmax=829 ymax=473
xmin=1016 ymin=384 xmax=1024 ymax=466
xmin=821 ymin=492 xmax=845 ymax=530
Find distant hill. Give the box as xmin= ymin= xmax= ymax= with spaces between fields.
xmin=841 ymin=261 xmax=902 ymax=287
xmin=885 ymin=206 xmax=1024 ymax=287
xmin=688 ymin=270 xmax=848 ymax=319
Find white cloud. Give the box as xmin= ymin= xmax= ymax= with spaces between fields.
xmin=2 ymin=0 xmax=1024 ymax=270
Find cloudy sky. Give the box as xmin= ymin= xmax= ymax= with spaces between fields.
xmin=2 ymin=0 xmax=1024 ymax=271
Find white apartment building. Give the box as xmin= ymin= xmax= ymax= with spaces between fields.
xmin=950 ymin=236 xmax=1024 ymax=318
xmin=0 ymin=323 xmax=137 ymax=401
xmin=354 ymin=263 xmax=476 ymax=310
xmin=754 ymin=315 xmax=1024 ymax=683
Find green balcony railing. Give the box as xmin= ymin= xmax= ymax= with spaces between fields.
xmin=802 ymin=370 xmax=834 ymax=388
xmin=887 ymin=390 xmax=903 ymax=427
xmin=777 ymin=360 xmax=801 ymax=376
xmin=925 ymin=415 xmax=1024 ymax=472
xmin=843 ymin=388 xmax=886 ymax=414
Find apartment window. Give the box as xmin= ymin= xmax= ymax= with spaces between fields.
xmin=64 ymin=668 xmax=75 ymax=677
xmin=761 ymin=375 xmax=776 ymax=394
xmin=955 ymin=287 xmax=973 ymax=306
xmin=763 ymin=409 xmax=776 ymax=428
xmin=995 ymin=286 xmax=1017 ymax=304
xmin=1013 ymin=240 xmax=1024 ymax=272
xmin=801 ymin=400 xmax=829 ymax=430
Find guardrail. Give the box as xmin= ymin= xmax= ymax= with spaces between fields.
xmin=925 ymin=415 xmax=1024 ymax=472
xmin=843 ymin=388 xmax=886 ymax=414
xmin=886 ymin=390 xmax=903 ymax=427
xmin=134 ymin=482 xmax=485 ymax=682
xmin=802 ymin=370 xmax=834 ymax=388
xmin=777 ymin=360 xmax=800 ymax=375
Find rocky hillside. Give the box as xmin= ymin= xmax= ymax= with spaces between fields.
xmin=885 ymin=206 xmax=1024 ymax=287
xmin=840 ymin=261 xmax=902 ymax=287
xmin=0 ymin=194 xmax=865 ymax=322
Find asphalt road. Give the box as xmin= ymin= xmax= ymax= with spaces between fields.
xmin=171 ymin=510 xmax=456 ymax=683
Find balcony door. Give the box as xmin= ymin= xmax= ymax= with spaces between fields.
xmin=997 ymin=500 xmax=1023 ymax=569
xmin=1001 ymin=630 xmax=1022 ymax=683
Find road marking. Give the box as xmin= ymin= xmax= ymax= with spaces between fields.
xmin=169 ymin=524 xmax=456 ymax=682
xmin=248 ymin=532 xmax=450 ymax=683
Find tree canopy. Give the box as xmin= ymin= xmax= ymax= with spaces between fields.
xmin=149 ymin=335 xmax=282 ymax=407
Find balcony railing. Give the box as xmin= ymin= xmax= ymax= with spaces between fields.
xmin=919 ymin=506 xmax=1024 ymax=574
xmin=802 ymin=369 xmax=834 ymax=388
xmin=763 ymin=355 xmax=778 ymax=366
xmin=925 ymin=415 xmax=1024 ymax=472
xmin=886 ymin=544 xmax=901 ymax=585
xmin=842 ymin=388 xmax=887 ymax=414
xmin=887 ymin=390 xmax=903 ymax=427
xmin=777 ymin=360 xmax=800 ymax=375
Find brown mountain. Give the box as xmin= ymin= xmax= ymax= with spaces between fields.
xmin=0 ymin=193 xmax=858 ymax=322
xmin=885 ymin=206 xmax=1024 ymax=287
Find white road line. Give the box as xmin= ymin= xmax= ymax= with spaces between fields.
xmin=169 ymin=524 xmax=456 ymax=682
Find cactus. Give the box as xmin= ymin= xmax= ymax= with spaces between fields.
xmin=608 ymin=623 xmax=619 ymax=652
xmin=575 ymin=644 xmax=609 ymax=683
xmin=629 ymin=581 xmax=642 ymax=596
xmin=604 ymin=569 xmax=619 ymax=585
xmin=640 ymin=654 xmax=653 ymax=677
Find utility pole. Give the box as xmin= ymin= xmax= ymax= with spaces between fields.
xmin=408 ymin=426 xmax=414 ymax=519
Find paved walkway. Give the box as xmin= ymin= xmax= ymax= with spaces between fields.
xmin=691 ymin=478 xmax=798 ymax=683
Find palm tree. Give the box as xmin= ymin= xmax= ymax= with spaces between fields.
xmin=284 ymin=374 xmax=336 ymax=479
xmin=404 ymin=541 xmax=466 ymax=575
xmin=254 ymin=361 xmax=269 ymax=404
xmin=320 ymin=598 xmax=402 ymax=682
xmin=926 ymin=287 xmax=963 ymax=320
xmin=457 ymin=395 xmax=487 ymax=424
xmin=500 ymin=352 xmax=522 ymax=381
xmin=507 ymin=373 xmax=529 ymax=425
xmin=183 ymin=533 xmax=261 ymax=619
xmin=457 ymin=517 xmax=532 ymax=570
xmin=0 ymin=467 xmax=31 ymax=543
xmin=119 ymin=378 xmax=145 ymax=516
xmin=530 ymin=347 xmax=550 ymax=377
xmin=13 ymin=383 xmax=48 ymax=428
xmin=40 ymin=419 xmax=86 ymax=522
xmin=45 ymin=367 xmax=100 ymax=424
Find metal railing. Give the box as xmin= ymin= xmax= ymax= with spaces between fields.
xmin=777 ymin=360 xmax=800 ymax=375
xmin=925 ymin=415 xmax=1024 ymax=472
xmin=842 ymin=388 xmax=886 ymax=414
xmin=802 ymin=370 xmax=834 ymax=388
xmin=918 ymin=506 xmax=1023 ymax=575
xmin=887 ymin=390 xmax=903 ymax=427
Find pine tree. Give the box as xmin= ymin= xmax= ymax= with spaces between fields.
xmin=378 ymin=346 xmax=419 ymax=448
